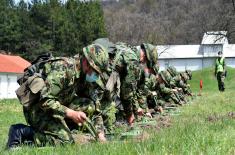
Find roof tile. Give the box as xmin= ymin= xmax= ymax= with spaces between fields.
xmin=0 ymin=54 xmax=31 ymax=73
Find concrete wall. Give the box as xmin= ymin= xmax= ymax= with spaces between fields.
xmin=159 ymin=57 xmax=235 ymax=72
xmin=226 ymin=58 xmax=235 ymax=68
xmin=0 ymin=73 xmax=21 ymax=99
xmin=159 ymin=59 xmax=202 ymax=71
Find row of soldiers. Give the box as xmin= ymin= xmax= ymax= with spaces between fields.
xmin=6 ymin=38 xmax=193 ymax=149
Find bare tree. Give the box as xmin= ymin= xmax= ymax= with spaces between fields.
xmin=103 ymin=0 xmax=235 ymax=45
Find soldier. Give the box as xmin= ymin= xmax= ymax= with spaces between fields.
xmin=167 ymin=66 xmax=192 ymax=97
xmin=77 ymin=43 xmax=117 ymax=141
xmin=6 ymin=44 xmax=115 ymax=149
xmin=111 ymin=42 xmax=145 ymax=125
xmin=215 ymin=51 xmax=226 ymax=92
xmin=185 ymin=70 xmax=192 ymax=80
xmin=156 ymin=71 xmax=184 ymax=107
xmin=178 ymin=72 xmax=192 ymax=96
xmin=184 ymin=70 xmax=193 ymax=96
xmin=136 ymin=43 xmax=160 ymax=114
xmin=7 ymin=56 xmax=87 ymax=149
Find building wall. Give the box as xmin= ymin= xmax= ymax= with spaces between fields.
xmin=159 ymin=57 xmax=235 ymax=72
xmin=202 ymin=58 xmax=215 ymax=68
xmin=226 ymin=58 xmax=235 ymax=68
xmin=159 ymin=59 xmax=202 ymax=71
xmin=0 ymin=73 xmax=21 ymax=99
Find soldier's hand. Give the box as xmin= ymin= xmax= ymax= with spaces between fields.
xmin=145 ymin=112 xmax=152 ymax=118
xmin=172 ymin=89 xmax=178 ymax=93
xmin=151 ymin=91 xmax=157 ymax=96
xmin=65 ymin=108 xmax=87 ymax=124
xmin=137 ymin=108 xmax=144 ymax=116
xmin=98 ymin=132 xmax=107 ymax=142
xmin=128 ymin=113 xmax=135 ymax=126
xmin=177 ymin=88 xmax=182 ymax=91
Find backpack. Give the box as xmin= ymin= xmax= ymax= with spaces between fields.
xmin=17 ymin=53 xmax=53 ymax=85
xmin=16 ymin=53 xmax=54 ymax=108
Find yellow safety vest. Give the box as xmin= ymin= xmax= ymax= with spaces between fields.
xmin=216 ymin=57 xmax=224 ymax=73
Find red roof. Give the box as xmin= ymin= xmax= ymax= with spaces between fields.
xmin=0 ymin=54 xmax=31 ymax=73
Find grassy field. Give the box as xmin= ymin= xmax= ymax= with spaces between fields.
xmin=0 ymin=68 xmax=235 ymax=155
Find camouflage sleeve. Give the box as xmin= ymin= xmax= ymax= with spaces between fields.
xmin=92 ymin=79 xmax=117 ymax=133
xmin=160 ymin=83 xmax=172 ymax=94
xmin=170 ymin=79 xmax=176 ymax=88
xmin=145 ymin=74 xmax=156 ymax=90
xmin=178 ymin=80 xmax=187 ymax=89
xmin=40 ymin=70 xmax=68 ymax=118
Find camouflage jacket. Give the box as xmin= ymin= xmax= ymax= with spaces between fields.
xmin=113 ymin=42 xmax=144 ymax=109
xmin=172 ymin=75 xmax=188 ymax=90
xmin=24 ymin=57 xmax=80 ymax=127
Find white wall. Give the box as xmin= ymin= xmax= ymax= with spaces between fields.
xmin=202 ymin=58 xmax=215 ymax=68
xmin=0 ymin=73 xmax=21 ymax=99
xmin=159 ymin=57 xmax=235 ymax=72
xmin=159 ymin=59 xmax=202 ymax=71
xmin=226 ymin=58 xmax=235 ymax=68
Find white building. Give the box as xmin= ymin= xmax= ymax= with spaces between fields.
xmin=158 ymin=31 xmax=235 ymax=71
xmin=0 ymin=54 xmax=30 ymax=99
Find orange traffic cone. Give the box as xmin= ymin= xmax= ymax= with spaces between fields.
xmin=198 ymin=79 xmax=203 ymax=96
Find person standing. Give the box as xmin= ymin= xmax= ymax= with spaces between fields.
xmin=215 ymin=51 xmax=226 ymax=92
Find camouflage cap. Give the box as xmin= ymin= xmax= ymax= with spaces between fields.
xmin=180 ymin=72 xmax=188 ymax=81
xmin=185 ymin=70 xmax=192 ymax=80
xmin=153 ymin=64 xmax=159 ymax=74
xmin=82 ymin=43 xmax=109 ymax=74
xmin=159 ymin=70 xmax=171 ymax=84
xmin=141 ymin=43 xmax=158 ymax=67
xmin=167 ymin=66 xmax=178 ymax=77
xmin=93 ymin=38 xmax=115 ymax=54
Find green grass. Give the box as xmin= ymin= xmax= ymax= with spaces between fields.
xmin=0 ymin=67 xmax=235 ymax=155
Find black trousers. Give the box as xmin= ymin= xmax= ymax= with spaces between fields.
xmin=6 ymin=124 xmax=34 ymax=149
xmin=217 ymin=72 xmax=225 ymax=92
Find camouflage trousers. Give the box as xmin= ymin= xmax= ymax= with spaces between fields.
xmin=217 ymin=71 xmax=225 ymax=92
xmin=120 ymin=82 xmax=138 ymax=118
xmin=24 ymin=97 xmax=116 ymax=146
xmin=136 ymin=89 xmax=149 ymax=111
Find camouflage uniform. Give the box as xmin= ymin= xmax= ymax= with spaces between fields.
xmin=166 ymin=66 xmax=188 ymax=100
xmin=112 ymin=42 xmax=144 ymax=118
xmin=79 ymin=43 xmax=116 ymax=134
xmin=179 ymin=71 xmax=193 ymax=96
xmin=168 ymin=67 xmax=193 ymax=96
xmin=135 ymin=43 xmax=159 ymax=112
xmin=156 ymin=71 xmax=183 ymax=106
xmin=8 ymin=43 xmax=117 ymax=148
xmin=22 ymin=57 xmax=82 ymax=146
xmin=144 ymin=74 xmax=166 ymax=110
